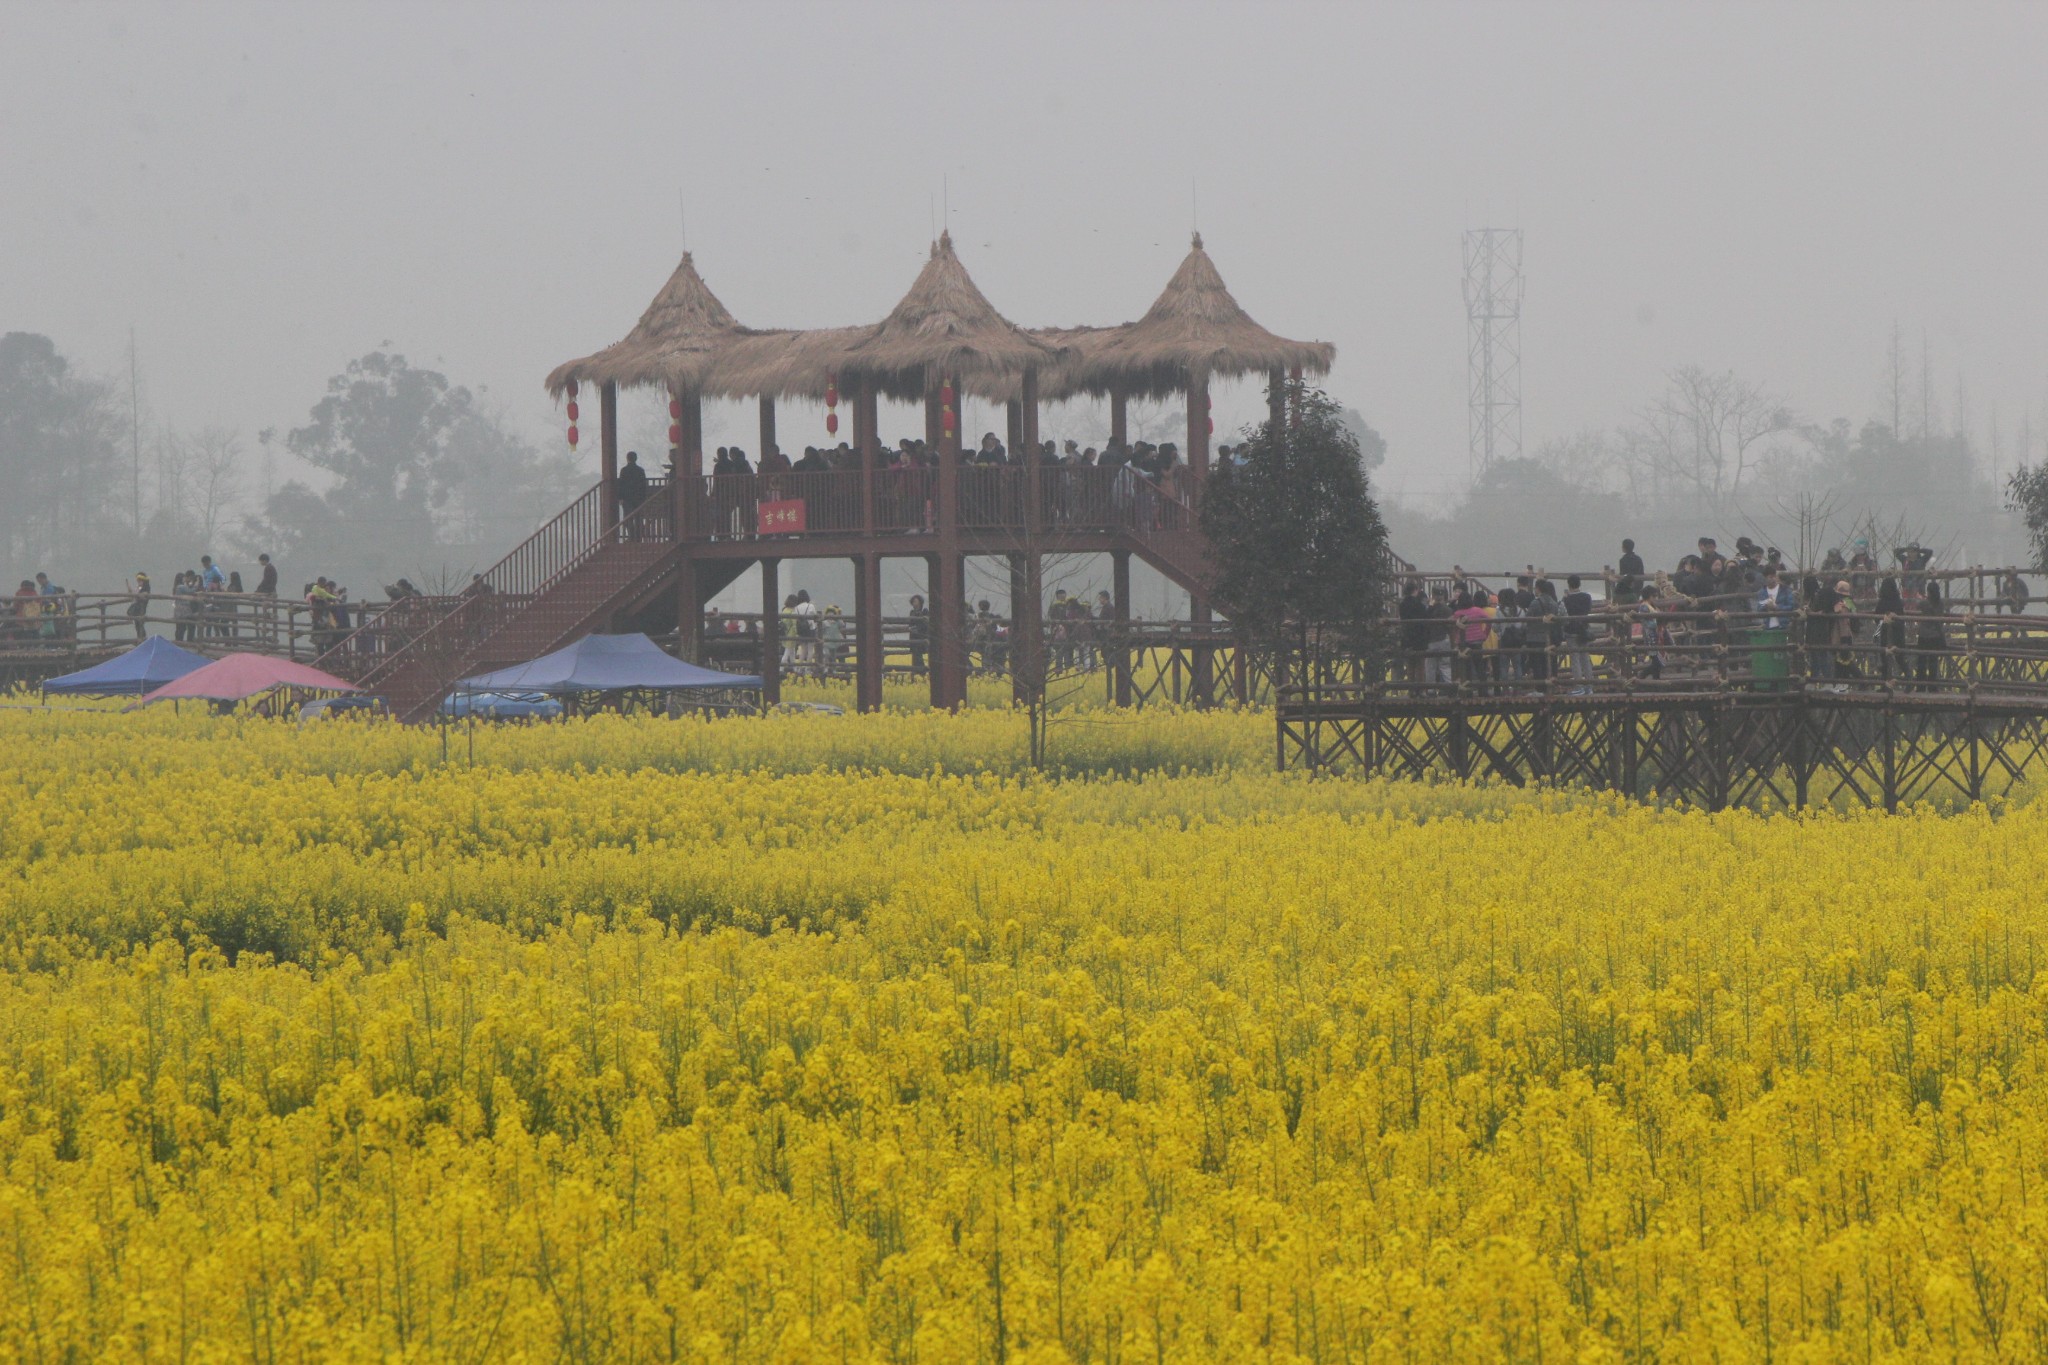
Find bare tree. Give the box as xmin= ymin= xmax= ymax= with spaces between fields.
xmin=182 ymin=426 xmax=243 ymax=548
xmin=1621 ymin=365 xmax=1798 ymax=512
xmin=155 ymin=426 xmax=243 ymax=548
xmin=1754 ymin=487 xmax=1840 ymax=573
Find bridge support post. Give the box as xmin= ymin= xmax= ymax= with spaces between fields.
xmin=675 ymin=555 xmax=702 ymax=663
xmin=1009 ymin=555 xmax=1031 ymax=706
xmin=1705 ymin=702 xmax=1729 ymax=811
xmin=855 ymin=555 xmax=883 ymax=713
xmin=1112 ymin=550 xmax=1133 ymax=707
xmin=760 ymin=557 xmax=781 ymax=706
xmin=1883 ymin=702 xmax=1898 ymax=813
xmin=929 ymin=553 xmax=966 ymax=709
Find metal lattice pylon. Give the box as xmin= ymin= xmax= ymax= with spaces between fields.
xmin=1463 ymin=229 xmax=1523 ymax=475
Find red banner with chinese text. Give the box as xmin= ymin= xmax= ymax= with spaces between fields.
xmin=758 ymin=499 xmax=807 ymax=535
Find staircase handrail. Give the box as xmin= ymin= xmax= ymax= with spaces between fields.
xmin=319 ymin=480 xmax=673 ymax=690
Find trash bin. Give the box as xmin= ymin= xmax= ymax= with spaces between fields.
xmin=1746 ymin=626 xmax=1790 ymax=691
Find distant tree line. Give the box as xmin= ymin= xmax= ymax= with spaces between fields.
xmin=1 ymin=334 xmax=579 ymax=596
xmin=1386 ymin=346 xmax=2030 ymax=573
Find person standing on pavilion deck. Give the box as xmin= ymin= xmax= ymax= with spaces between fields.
xmin=616 ymin=451 xmax=649 ymax=534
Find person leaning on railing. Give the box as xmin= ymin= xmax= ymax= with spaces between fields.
xmin=1875 ymin=578 xmax=1907 ymax=680
xmin=1914 ymin=582 xmax=1948 ymax=688
xmin=128 ymin=571 xmax=152 ymax=640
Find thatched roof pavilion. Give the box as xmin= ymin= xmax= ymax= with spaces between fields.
xmin=834 ymin=232 xmax=1067 ymax=402
xmin=1074 ymin=232 xmax=1334 ymax=400
xmin=545 ymin=252 xmax=759 ymax=399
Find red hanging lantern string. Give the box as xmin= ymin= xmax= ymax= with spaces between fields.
xmin=565 ymin=379 xmax=580 ymax=449
xmin=669 ymin=395 xmax=683 ymax=448
xmin=825 ymin=373 xmax=839 ymax=437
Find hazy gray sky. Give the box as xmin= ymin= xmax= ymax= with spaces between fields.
xmin=7 ymin=0 xmax=2046 ymax=507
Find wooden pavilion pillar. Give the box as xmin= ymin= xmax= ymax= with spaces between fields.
xmin=855 ymin=553 xmax=883 ymax=712
xmin=1268 ymin=366 xmax=1286 ymax=433
xmin=1289 ymin=364 xmax=1304 ymax=429
xmin=931 ymin=372 xmax=965 ymax=709
xmin=1110 ymin=390 xmax=1128 ymax=450
xmin=670 ymin=381 xmax=703 ymax=549
xmin=1005 ymin=399 xmax=1023 ymax=458
xmin=1015 ymin=366 xmax=1045 ymax=704
xmin=759 ymin=556 xmax=781 ymax=705
xmin=681 ymin=389 xmax=704 ymax=473
xmin=1187 ymin=368 xmax=1214 ymax=705
xmin=853 ymin=379 xmax=881 ymax=713
xmin=1112 ymin=550 xmax=1133 ymax=707
xmin=858 ymin=379 xmax=879 ymax=532
xmin=759 ymin=395 xmax=777 ymax=463
xmin=599 ymin=381 xmax=619 ymax=528
xmin=668 ymin=380 xmax=703 ymax=662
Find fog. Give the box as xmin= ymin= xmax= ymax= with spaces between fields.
xmin=6 ymin=0 xmax=2048 ymax=601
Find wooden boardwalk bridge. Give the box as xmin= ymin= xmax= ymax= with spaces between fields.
xmin=1276 ymin=606 xmax=2048 ymax=810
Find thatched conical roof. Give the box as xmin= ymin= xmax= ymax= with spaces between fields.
xmin=705 ymin=325 xmax=874 ymax=402
xmin=835 ymin=232 xmax=1066 ymax=401
xmin=1075 ymin=233 xmax=1334 ymax=398
xmin=545 ymin=252 xmax=759 ymax=397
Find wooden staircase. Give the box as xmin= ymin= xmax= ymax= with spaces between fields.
xmin=1122 ymin=479 xmax=1215 ymax=597
xmin=317 ymin=485 xmax=695 ymax=723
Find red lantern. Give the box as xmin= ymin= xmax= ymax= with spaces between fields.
xmin=668 ymin=424 xmax=682 ymax=445
xmin=941 ymin=405 xmax=956 ymax=434
xmin=1207 ymin=418 xmax=1214 ymax=434
xmin=669 ymin=398 xmax=682 ymax=419
xmin=940 ymin=382 xmax=954 ymax=406
xmin=566 ymin=424 xmax=579 ymax=447
xmin=566 ymin=379 xmax=579 ymax=399
xmin=566 ymin=401 xmax=579 ymax=422
xmin=826 ymin=413 xmax=839 ymax=435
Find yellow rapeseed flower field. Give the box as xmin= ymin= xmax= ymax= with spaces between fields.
xmin=1 ymin=703 xmax=2045 ymax=1361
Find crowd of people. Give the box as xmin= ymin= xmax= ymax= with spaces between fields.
xmin=693 ymin=585 xmax=1128 ymax=682
xmin=1397 ymin=535 xmax=2012 ymax=692
xmin=700 ymin=432 xmax=1237 ymax=482
xmin=1 ymin=551 xmax=390 ymax=658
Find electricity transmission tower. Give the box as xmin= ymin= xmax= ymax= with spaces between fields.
xmin=1463 ymin=228 xmax=1523 ymax=475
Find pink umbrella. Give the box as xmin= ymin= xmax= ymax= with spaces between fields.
xmin=130 ymin=653 xmax=362 ymax=709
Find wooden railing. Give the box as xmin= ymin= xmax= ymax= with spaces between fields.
xmin=4 ymin=591 xmax=368 ymax=662
xmin=680 ymin=465 xmax=1197 ymax=543
xmin=1284 ymin=605 xmax=2048 ymax=706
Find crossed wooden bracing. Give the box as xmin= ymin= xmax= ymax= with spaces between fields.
xmin=1277 ymin=691 xmax=2048 ymax=811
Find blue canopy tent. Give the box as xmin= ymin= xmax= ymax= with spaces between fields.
xmin=42 ymin=637 xmax=211 ymax=696
xmin=456 ymin=633 xmax=762 ymax=696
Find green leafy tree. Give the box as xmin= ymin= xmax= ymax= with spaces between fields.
xmin=0 ymin=332 xmax=123 ymax=573
xmin=249 ymin=351 xmax=578 ymax=588
xmin=2005 ymin=462 xmax=2048 ymax=569
xmin=1201 ymin=381 xmax=1392 ymax=683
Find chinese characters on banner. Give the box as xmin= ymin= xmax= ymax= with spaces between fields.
xmin=757 ymin=499 xmax=807 ymax=535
